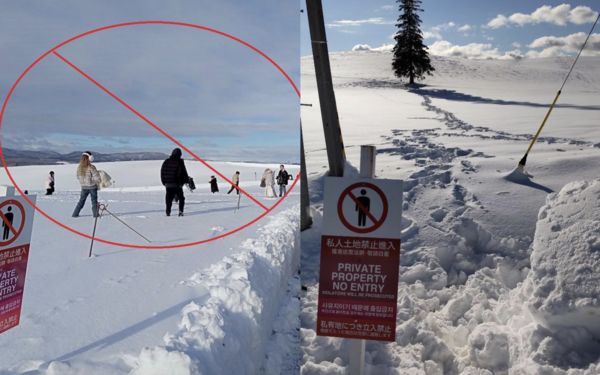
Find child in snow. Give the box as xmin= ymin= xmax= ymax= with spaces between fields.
xmin=227 ymin=171 xmax=240 ymax=195
xmin=276 ymin=164 xmax=289 ymax=197
xmin=45 ymin=171 xmax=55 ymax=195
xmin=72 ymin=151 xmax=101 ymax=218
xmin=160 ymin=148 xmax=189 ymax=217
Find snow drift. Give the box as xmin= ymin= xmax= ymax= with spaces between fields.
xmin=127 ymin=206 xmax=301 ymax=375
xmin=526 ymin=179 xmax=600 ymax=335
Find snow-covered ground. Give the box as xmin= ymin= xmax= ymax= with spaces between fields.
xmin=0 ymin=160 xmax=300 ymax=374
xmin=300 ymin=52 xmax=600 ymax=374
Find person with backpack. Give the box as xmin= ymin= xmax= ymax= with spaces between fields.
xmin=160 ymin=148 xmax=189 ymax=216
xmin=276 ymin=164 xmax=290 ymax=197
xmin=45 ymin=171 xmax=55 ymax=195
xmin=72 ymin=151 xmax=101 ymax=218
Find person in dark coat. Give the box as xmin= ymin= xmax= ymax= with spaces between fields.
xmin=160 ymin=148 xmax=189 ymax=216
xmin=209 ymin=176 xmax=219 ymax=193
xmin=276 ymin=164 xmax=290 ymax=197
xmin=45 ymin=171 xmax=55 ymax=195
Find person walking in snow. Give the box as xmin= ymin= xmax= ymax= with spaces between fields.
xmin=276 ymin=164 xmax=289 ymax=197
xmin=160 ymin=148 xmax=189 ymax=217
xmin=209 ymin=176 xmax=219 ymax=193
xmin=227 ymin=171 xmax=240 ymax=195
xmin=45 ymin=171 xmax=55 ymax=195
xmin=262 ymin=168 xmax=277 ymax=198
xmin=72 ymin=151 xmax=101 ymax=218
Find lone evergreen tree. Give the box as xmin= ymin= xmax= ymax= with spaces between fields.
xmin=392 ymin=0 xmax=434 ymax=85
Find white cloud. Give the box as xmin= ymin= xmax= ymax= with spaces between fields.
xmin=512 ymin=41 xmax=522 ymax=48
xmin=352 ymin=44 xmax=372 ymax=51
xmin=423 ymin=30 xmax=442 ymax=40
xmin=487 ymin=15 xmax=509 ymax=29
xmin=378 ymin=5 xmax=395 ymax=12
xmin=487 ymin=4 xmax=599 ymax=28
xmin=528 ymin=32 xmax=600 ymax=56
xmin=428 ymin=40 xmax=521 ymax=59
xmin=351 ymin=43 xmax=394 ymax=52
xmin=526 ymin=46 xmax=565 ymax=58
xmin=327 ymin=17 xmax=393 ymax=28
xmin=422 ymin=21 xmax=458 ymax=41
xmin=458 ymin=24 xmax=472 ymax=32
xmin=433 ymin=22 xmax=456 ymax=31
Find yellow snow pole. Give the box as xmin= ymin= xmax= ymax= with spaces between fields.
xmin=516 ymin=13 xmax=599 ymax=173
xmin=517 ymin=90 xmax=561 ymax=170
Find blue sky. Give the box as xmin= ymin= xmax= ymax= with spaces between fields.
xmin=301 ymin=1 xmax=599 ymax=58
xmin=0 ymin=1 xmax=299 ymax=163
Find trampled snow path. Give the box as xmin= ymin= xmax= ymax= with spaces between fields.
xmin=300 ymin=52 xmax=600 ymax=374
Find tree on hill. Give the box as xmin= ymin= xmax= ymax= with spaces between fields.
xmin=392 ymin=0 xmax=434 ymax=85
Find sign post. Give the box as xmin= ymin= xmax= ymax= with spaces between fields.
xmin=0 ymin=193 xmax=36 ymax=334
xmin=317 ymin=146 xmax=402 ymax=374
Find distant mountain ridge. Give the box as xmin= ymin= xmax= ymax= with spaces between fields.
xmin=1 ymin=149 xmax=169 ymax=166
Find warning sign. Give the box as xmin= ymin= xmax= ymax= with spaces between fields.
xmin=337 ymin=182 xmax=388 ymax=233
xmin=317 ymin=178 xmax=403 ymax=341
xmin=0 ymin=195 xmax=35 ymax=335
xmin=0 ymin=199 xmax=26 ymax=247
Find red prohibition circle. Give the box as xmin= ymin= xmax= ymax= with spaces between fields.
xmin=0 ymin=21 xmax=300 ymax=249
xmin=0 ymin=199 xmax=26 ymax=247
xmin=337 ymin=182 xmax=388 ymax=234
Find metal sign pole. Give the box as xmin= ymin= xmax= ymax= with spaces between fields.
xmin=348 ymin=145 xmax=376 ymax=375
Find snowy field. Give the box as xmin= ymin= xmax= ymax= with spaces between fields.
xmin=300 ymin=52 xmax=600 ymax=374
xmin=0 ymin=160 xmax=300 ymax=374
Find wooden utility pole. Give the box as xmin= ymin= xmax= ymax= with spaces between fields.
xmin=300 ymin=123 xmax=313 ymax=231
xmin=306 ymin=0 xmax=346 ymax=177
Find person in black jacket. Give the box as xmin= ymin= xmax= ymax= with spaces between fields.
xmin=160 ymin=148 xmax=189 ymax=216
xmin=276 ymin=164 xmax=290 ymax=197
xmin=209 ymin=176 xmax=219 ymax=193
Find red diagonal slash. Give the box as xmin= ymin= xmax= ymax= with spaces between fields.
xmin=52 ymin=51 xmax=269 ymax=211
xmin=347 ymin=191 xmax=380 ymax=226
xmin=0 ymin=211 xmax=18 ymax=237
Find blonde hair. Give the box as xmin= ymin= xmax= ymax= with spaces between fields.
xmin=77 ymin=154 xmax=91 ymax=177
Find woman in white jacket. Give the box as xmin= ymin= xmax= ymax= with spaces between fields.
xmin=72 ymin=151 xmax=101 ymax=218
xmin=262 ymin=168 xmax=277 ymax=198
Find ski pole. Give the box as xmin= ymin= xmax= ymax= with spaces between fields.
xmin=235 ymin=192 xmax=241 ymax=212
xmin=88 ymin=214 xmax=99 ymax=258
xmin=99 ymin=203 xmax=152 ymax=243
xmin=517 ymin=13 xmax=599 ymax=171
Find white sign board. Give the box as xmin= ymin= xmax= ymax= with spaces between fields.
xmin=318 ymin=177 xmax=403 ymax=341
xmin=0 ymin=194 xmax=36 ymax=334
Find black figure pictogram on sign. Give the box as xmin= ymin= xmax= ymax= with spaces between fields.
xmin=337 ymin=182 xmax=388 ymax=234
xmin=2 ymin=206 xmax=14 ymax=240
xmin=0 ymin=200 xmax=26 ymax=247
xmin=355 ymin=189 xmax=370 ymax=227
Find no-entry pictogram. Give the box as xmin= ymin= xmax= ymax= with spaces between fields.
xmin=318 ymin=177 xmax=403 ymax=342
xmin=0 ymin=199 xmax=26 ymax=247
xmin=337 ymin=182 xmax=388 ymax=234
xmin=0 ymin=194 xmax=35 ymax=335
xmin=0 ymin=21 xmax=300 ymax=249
